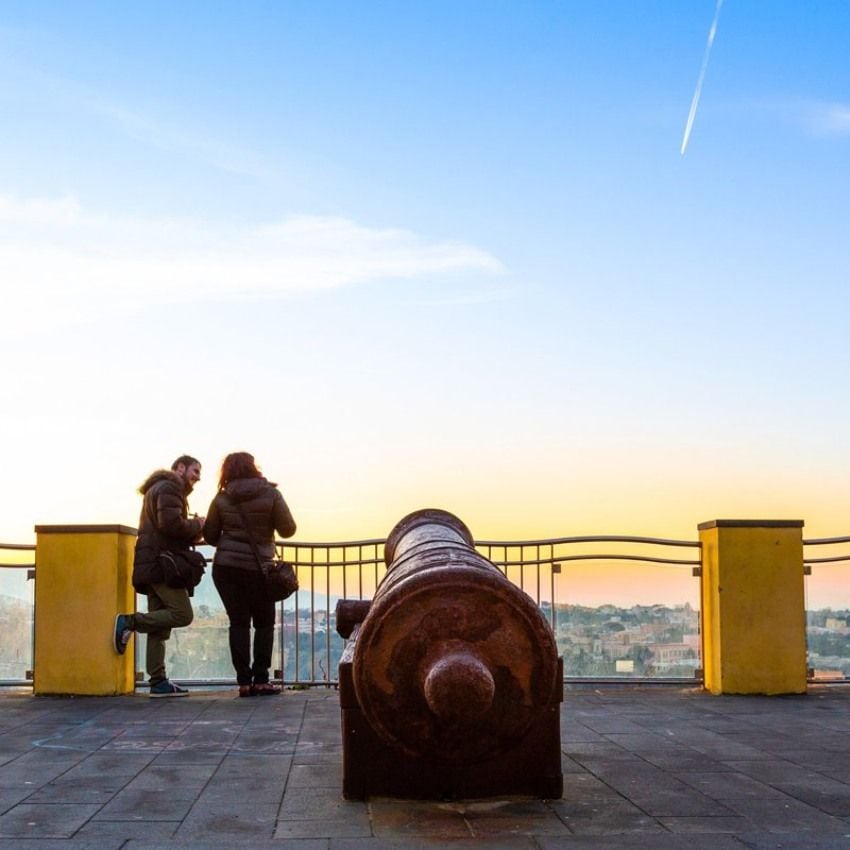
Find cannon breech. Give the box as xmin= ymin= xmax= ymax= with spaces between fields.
xmin=336 ymin=508 xmax=563 ymax=800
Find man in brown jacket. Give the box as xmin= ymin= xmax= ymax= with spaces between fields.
xmin=113 ymin=455 xmax=205 ymax=697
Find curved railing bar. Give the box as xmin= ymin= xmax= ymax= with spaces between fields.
xmin=5 ymin=532 xmax=845 ymax=551
xmin=804 ymin=556 xmax=850 ymax=565
xmin=281 ymin=553 xmax=701 ymax=569
xmin=493 ymin=554 xmax=701 ymax=567
xmin=276 ymin=538 xmax=385 ymax=549
xmin=276 ymin=534 xmax=701 ymax=549
xmin=477 ymin=534 xmax=701 ymax=548
xmin=804 ymin=536 xmax=850 ymax=546
xmin=276 ymin=534 xmax=703 ymax=570
xmin=0 ymin=543 xmax=35 ymax=570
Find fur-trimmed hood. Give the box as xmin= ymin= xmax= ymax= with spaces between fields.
xmin=138 ymin=469 xmax=184 ymax=495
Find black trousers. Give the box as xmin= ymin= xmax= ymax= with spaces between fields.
xmin=213 ymin=565 xmax=276 ymax=685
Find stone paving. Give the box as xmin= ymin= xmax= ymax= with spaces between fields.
xmin=0 ymin=685 xmax=849 ymax=849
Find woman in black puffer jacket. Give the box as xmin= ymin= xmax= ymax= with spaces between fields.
xmin=203 ymin=452 xmax=296 ymax=696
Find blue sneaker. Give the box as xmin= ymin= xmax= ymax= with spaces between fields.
xmin=149 ymin=680 xmax=189 ymax=698
xmin=113 ymin=614 xmax=132 ymax=655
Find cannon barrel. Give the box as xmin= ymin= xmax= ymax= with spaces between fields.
xmin=336 ymin=508 xmax=563 ymax=800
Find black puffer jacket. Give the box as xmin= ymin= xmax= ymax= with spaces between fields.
xmin=203 ymin=477 xmax=296 ymax=570
xmin=133 ymin=470 xmax=203 ymax=592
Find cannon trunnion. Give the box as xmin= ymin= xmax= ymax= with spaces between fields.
xmin=336 ymin=509 xmax=563 ymax=800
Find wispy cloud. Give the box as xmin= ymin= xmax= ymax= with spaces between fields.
xmin=800 ymin=101 xmax=850 ymax=136
xmin=758 ymin=99 xmax=850 ymax=138
xmin=88 ymin=100 xmax=274 ymax=179
xmin=0 ymin=194 xmax=505 ymax=334
xmin=0 ymin=54 xmax=275 ymax=180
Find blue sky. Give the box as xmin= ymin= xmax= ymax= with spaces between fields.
xmin=1 ymin=1 xmax=849 ymax=551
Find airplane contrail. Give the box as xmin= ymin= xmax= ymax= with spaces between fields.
xmin=681 ymin=0 xmax=724 ymax=155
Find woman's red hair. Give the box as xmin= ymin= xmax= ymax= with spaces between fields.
xmin=218 ymin=452 xmax=262 ymax=490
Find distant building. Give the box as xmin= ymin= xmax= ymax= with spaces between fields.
xmin=649 ymin=643 xmax=696 ymax=666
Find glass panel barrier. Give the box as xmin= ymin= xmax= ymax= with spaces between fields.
xmin=0 ymin=545 xmax=35 ymax=684
xmin=477 ymin=539 xmax=702 ymax=681
xmin=804 ymin=547 xmax=850 ymax=683
xmin=134 ymin=548 xmax=236 ymax=684
xmin=134 ymin=577 xmax=237 ymax=684
xmin=553 ymin=570 xmax=701 ymax=680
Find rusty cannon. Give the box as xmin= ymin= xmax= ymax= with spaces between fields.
xmin=336 ymin=508 xmax=563 ymax=800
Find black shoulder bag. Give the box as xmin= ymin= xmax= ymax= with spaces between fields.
xmin=233 ymin=500 xmax=299 ymax=602
xmin=157 ymin=544 xmax=206 ymax=594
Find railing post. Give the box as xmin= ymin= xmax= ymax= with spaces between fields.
xmin=33 ymin=524 xmax=137 ymax=695
xmin=698 ymin=520 xmax=806 ymax=695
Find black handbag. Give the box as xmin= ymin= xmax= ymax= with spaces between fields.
xmin=158 ymin=548 xmax=206 ymax=592
xmin=233 ymin=501 xmax=298 ymax=602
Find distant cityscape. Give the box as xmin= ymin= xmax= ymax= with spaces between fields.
xmin=549 ymin=602 xmax=701 ymax=678
xmin=2 ymin=594 xmax=848 ymax=683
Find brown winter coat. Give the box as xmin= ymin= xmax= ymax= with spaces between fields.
xmin=132 ymin=470 xmax=203 ymax=592
xmin=203 ymin=477 xmax=296 ymax=570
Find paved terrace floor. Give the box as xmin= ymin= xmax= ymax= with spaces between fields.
xmin=0 ymin=685 xmax=849 ymax=850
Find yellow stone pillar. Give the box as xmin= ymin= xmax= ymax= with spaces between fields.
xmin=34 ymin=525 xmax=137 ymax=696
xmin=698 ymin=520 xmax=806 ymax=695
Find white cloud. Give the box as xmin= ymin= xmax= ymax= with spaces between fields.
xmin=780 ymin=100 xmax=850 ymax=137
xmin=0 ymin=194 xmax=505 ymax=334
xmin=811 ymin=103 xmax=850 ymax=135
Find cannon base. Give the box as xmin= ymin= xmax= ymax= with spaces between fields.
xmin=339 ymin=659 xmax=563 ymax=801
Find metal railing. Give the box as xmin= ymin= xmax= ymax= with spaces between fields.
xmin=277 ymin=538 xmax=384 ymax=686
xmin=5 ymin=532 xmax=848 ymax=688
xmin=804 ymin=534 xmax=850 ymax=566
xmin=276 ymin=533 xmax=704 ymax=687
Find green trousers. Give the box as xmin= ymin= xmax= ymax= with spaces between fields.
xmin=131 ymin=583 xmax=194 ymax=686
